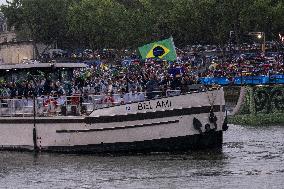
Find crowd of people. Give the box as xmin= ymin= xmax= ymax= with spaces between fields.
xmin=1 ymin=44 xmax=284 ymax=102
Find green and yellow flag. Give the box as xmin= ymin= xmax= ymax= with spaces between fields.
xmin=138 ymin=37 xmax=177 ymax=61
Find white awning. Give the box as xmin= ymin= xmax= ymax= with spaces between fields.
xmin=0 ymin=63 xmax=87 ymax=70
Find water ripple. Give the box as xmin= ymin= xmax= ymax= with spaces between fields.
xmin=0 ymin=125 xmax=283 ymax=189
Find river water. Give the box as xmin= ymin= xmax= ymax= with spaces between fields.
xmin=0 ymin=125 xmax=283 ymax=189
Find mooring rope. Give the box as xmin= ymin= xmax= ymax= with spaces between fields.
xmin=206 ymin=90 xmax=218 ymax=109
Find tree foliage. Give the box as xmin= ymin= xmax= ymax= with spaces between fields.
xmin=1 ymin=0 xmax=284 ymax=50
xmin=1 ymin=0 xmax=69 ymax=45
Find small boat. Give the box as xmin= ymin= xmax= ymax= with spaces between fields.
xmin=0 ymin=88 xmax=227 ymax=153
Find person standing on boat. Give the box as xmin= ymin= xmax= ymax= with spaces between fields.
xmin=57 ymin=83 xmax=66 ymax=96
xmin=146 ymin=74 xmax=159 ymax=99
xmin=8 ymin=83 xmax=16 ymax=98
xmin=170 ymin=74 xmax=182 ymax=90
xmin=159 ymin=74 xmax=172 ymax=92
xmin=181 ymin=75 xmax=194 ymax=93
xmin=93 ymin=78 xmax=101 ymax=95
xmin=107 ymin=78 xmax=113 ymax=93
xmin=100 ymin=80 xmax=107 ymax=95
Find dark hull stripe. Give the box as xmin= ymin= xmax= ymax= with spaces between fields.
xmin=57 ymin=120 xmax=179 ymax=133
xmin=44 ymin=131 xmax=223 ymax=154
xmin=0 ymin=105 xmax=224 ymax=124
xmin=0 ymin=118 xmax=84 ymax=124
xmin=0 ymin=145 xmax=34 ymax=152
xmin=85 ymin=105 xmax=223 ymax=124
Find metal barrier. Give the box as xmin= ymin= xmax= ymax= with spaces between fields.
xmin=0 ymin=90 xmax=184 ymax=117
xmin=199 ymin=75 xmax=284 ymax=85
xmin=0 ymin=98 xmax=34 ymax=117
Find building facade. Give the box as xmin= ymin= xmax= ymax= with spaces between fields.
xmin=0 ymin=12 xmax=39 ymax=64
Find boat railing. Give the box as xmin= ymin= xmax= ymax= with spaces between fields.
xmin=0 ymin=89 xmax=185 ymax=117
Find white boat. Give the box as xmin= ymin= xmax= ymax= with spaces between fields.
xmin=0 ymin=88 xmax=227 ymax=153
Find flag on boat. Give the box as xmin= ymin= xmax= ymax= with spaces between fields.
xmin=138 ymin=37 xmax=177 ymax=61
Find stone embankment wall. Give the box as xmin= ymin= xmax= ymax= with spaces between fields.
xmin=223 ymin=86 xmax=241 ymax=113
xmin=227 ymin=85 xmax=284 ymax=125
xmin=224 ymin=85 xmax=284 ymax=114
xmin=0 ymin=41 xmax=46 ymax=64
xmin=0 ymin=42 xmax=35 ymax=64
xmin=237 ymin=85 xmax=284 ymax=115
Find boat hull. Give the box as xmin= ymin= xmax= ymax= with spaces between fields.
xmin=45 ymin=131 xmax=223 ymax=154
xmin=0 ymin=89 xmax=226 ymax=153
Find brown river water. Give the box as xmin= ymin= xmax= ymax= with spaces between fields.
xmin=0 ymin=124 xmax=283 ymax=189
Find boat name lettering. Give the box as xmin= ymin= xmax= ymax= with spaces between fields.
xmin=156 ymin=100 xmax=172 ymax=108
xmin=138 ymin=100 xmax=172 ymax=110
xmin=138 ymin=102 xmax=153 ymax=110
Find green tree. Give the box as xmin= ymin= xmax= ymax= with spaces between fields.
xmin=2 ymin=0 xmax=284 ymax=50
xmin=240 ymin=0 xmax=275 ymax=40
xmin=1 ymin=0 xmax=70 ymax=57
xmin=68 ymin=0 xmax=130 ymax=49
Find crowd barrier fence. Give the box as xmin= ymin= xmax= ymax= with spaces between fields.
xmin=199 ymin=74 xmax=284 ymax=85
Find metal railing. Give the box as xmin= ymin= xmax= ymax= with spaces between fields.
xmin=0 ymin=90 xmax=185 ymax=117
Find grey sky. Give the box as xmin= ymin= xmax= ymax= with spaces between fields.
xmin=0 ymin=0 xmax=6 ymax=5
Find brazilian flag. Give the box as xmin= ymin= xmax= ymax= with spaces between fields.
xmin=138 ymin=37 xmax=177 ymax=61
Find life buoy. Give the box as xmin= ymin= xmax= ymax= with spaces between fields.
xmin=205 ymin=124 xmax=211 ymax=132
xmin=193 ymin=117 xmax=203 ymax=134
